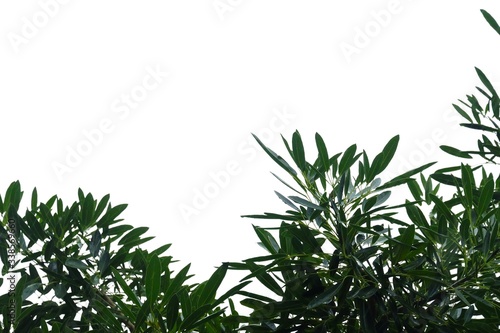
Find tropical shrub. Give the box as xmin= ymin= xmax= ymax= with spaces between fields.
xmin=0 ymin=7 xmax=498 ymax=333
xmin=0 ymin=185 xmax=246 ymax=332
xmin=226 ymin=9 xmax=500 ymax=333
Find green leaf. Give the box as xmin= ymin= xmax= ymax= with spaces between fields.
xmin=118 ymin=226 xmax=149 ymax=245
xmin=22 ymin=283 xmax=42 ymax=301
xmin=291 ymin=130 xmax=306 ymax=171
xmin=151 ymin=243 xmax=172 ymax=257
xmin=288 ymin=196 xmax=325 ymax=211
xmin=406 ymin=179 xmax=423 ymax=202
xmin=405 ymin=204 xmax=429 ymax=229
xmin=166 ymin=294 xmax=179 ymax=330
xmin=378 ymin=162 xmax=436 ymax=190
xmin=146 ymin=254 xmax=161 ymax=304
xmin=481 ymin=9 xmax=500 ymax=36
xmin=213 ymin=280 xmax=251 ymax=307
xmin=81 ymin=193 xmax=95 ymax=229
xmin=163 ymin=264 xmax=193 ymax=305
xmin=374 ymin=191 xmax=391 ymax=207
xmin=94 ymin=194 xmax=110 ymax=220
xmin=367 ymin=135 xmax=399 ymax=182
xmin=461 ymin=123 xmax=498 ymax=133
xmin=31 ymin=187 xmax=38 ymax=211
xmin=178 ymin=304 xmax=212 ymax=331
xmin=315 ymin=133 xmax=330 ymax=172
xmin=252 ymin=133 xmax=297 ymax=176
xmin=307 ymin=281 xmax=344 ymax=309
xmin=198 ymin=263 xmax=228 ymax=306
xmin=440 ymin=145 xmax=472 ymax=158
xmin=476 ymin=67 xmax=498 ymax=98
xmin=431 ymin=173 xmax=462 ymax=187
xmin=97 ymin=203 xmax=128 ymax=228
xmin=253 ymin=226 xmax=280 ymax=254
xmin=65 ymin=258 xmax=89 ymax=270
xmin=461 ymin=164 xmax=475 ymax=209
xmin=154 ymin=308 xmax=168 ymax=333
xmin=274 ymin=191 xmax=298 ymax=211
xmin=429 ymin=194 xmax=456 ymax=224
xmin=271 ymin=172 xmax=303 ymax=195
xmin=98 ymin=250 xmax=110 ymax=274
xmin=453 ymin=103 xmax=473 ymax=123
xmin=134 ymin=300 xmax=151 ymax=329
xmin=89 ymin=230 xmax=101 ymax=257
xmin=244 ymin=261 xmax=284 ymax=296
xmin=476 ymin=176 xmax=494 ymax=216
xmin=394 ymin=225 xmax=415 ymax=262
xmin=111 ymin=266 xmax=142 ymax=307
xmin=339 ymin=144 xmax=358 ymax=175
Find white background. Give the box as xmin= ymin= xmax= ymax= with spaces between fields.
xmin=1 ymin=0 xmax=500 ymax=300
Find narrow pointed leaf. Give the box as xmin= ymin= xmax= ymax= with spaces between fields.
xmin=252 ymin=134 xmax=297 ymax=176
xmin=315 ymin=133 xmax=330 ymax=172
xmin=274 ymin=191 xmax=299 ymax=211
xmin=339 ymin=144 xmax=357 ymax=175
xmin=198 ymin=263 xmax=228 ymax=306
xmin=288 ymin=196 xmax=325 ymax=211
xmin=292 ymin=131 xmax=306 ymax=171
xmin=146 ymin=254 xmax=161 ymax=304
xmin=440 ymin=145 xmax=472 ymax=158
xmin=481 ymin=9 xmax=500 ymax=36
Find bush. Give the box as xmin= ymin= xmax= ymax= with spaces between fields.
xmin=0 ymin=8 xmax=499 ymax=333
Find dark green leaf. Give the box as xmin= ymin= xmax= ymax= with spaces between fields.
xmin=253 ymin=226 xmax=280 ymax=254
xmin=461 ymin=164 xmax=475 ymax=209
xmin=111 ymin=266 xmax=141 ymax=307
xmin=252 ymin=133 xmax=297 ymax=176
xmin=118 ymin=226 xmax=149 ymax=245
xmin=453 ymin=103 xmax=473 ymax=123
xmin=146 ymin=254 xmax=161 ymax=304
xmin=307 ymin=281 xmax=343 ymax=309
xmin=315 ymin=133 xmax=330 ymax=172
xmin=461 ymin=123 xmax=498 ymax=133
xmin=394 ymin=225 xmax=415 ymax=262
xmin=440 ymin=145 xmax=472 ymax=158
xmin=166 ymin=294 xmax=179 ymax=330
xmin=291 ymin=130 xmax=306 ymax=171
xmin=379 ymin=162 xmax=436 ymax=190
xmin=481 ymin=9 xmax=500 ymax=35
xmin=339 ymin=144 xmax=357 ymax=176
xmin=431 ymin=173 xmax=462 ymax=187
xmin=198 ymin=263 xmax=228 ymax=306
xmin=31 ymin=187 xmax=38 ymax=211
xmin=477 ymin=176 xmax=494 ymax=216
xmin=367 ymin=135 xmax=399 ymax=181
xmin=178 ymin=304 xmax=212 ymax=331
xmin=476 ymin=67 xmax=498 ymax=98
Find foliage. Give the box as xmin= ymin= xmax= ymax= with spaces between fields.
xmin=0 ymin=185 xmax=246 ymax=332
xmin=0 ymin=7 xmax=498 ymax=333
xmin=225 ymin=9 xmax=500 ymax=333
